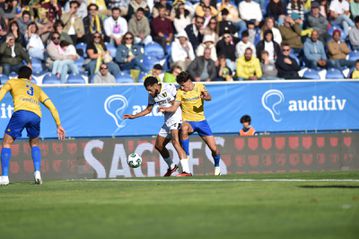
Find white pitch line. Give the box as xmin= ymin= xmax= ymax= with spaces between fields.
xmin=77 ymin=179 xmax=359 ymax=183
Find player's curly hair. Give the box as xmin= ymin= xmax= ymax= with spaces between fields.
xmin=176 ymin=71 xmax=192 ymax=84
xmin=143 ymin=76 xmax=158 ymax=88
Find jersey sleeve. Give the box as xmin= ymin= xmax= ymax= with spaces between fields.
xmin=148 ymin=94 xmax=155 ymax=106
xmin=39 ymin=89 xmax=61 ymax=126
xmin=175 ymin=89 xmax=183 ymax=102
xmin=198 ymin=83 xmax=207 ymax=92
xmin=0 ymin=81 xmax=12 ymax=102
xmin=168 ymin=84 xmax=177 ymax=99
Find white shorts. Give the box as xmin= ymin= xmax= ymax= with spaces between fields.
xmin=158 ymin=122 xmax=181 ymax=138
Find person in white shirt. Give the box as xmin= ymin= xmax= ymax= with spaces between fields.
xmin=173 ymin=2 xmax=192 ymax=33
xmin=52 ymin=40 xmax=79 ymax=83
xmin=329 ymin=0 xmax=355 ymax=35
xmin=196 ymin=34 xmax=217 ymax=62
xmin=171 ymin=31 xmax=195 ymax=70
xmin=262 ymin=17 xmax=282 ymax=45
xmin=104 ymin=7 xmax=128 ymax=46
xmin=236 ymin=30 xmax=256 ymax=58
xmin=26 ymin=22 xmax=45 ymax=61
xmin=238 ymin=0 xmax=263 ymax=26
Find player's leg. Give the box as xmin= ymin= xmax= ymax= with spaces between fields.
xmin=155 ymin=127 xmax=177 ymax=176
xmin=178 ymin=122 xmax=194 ymax=176
xmin=0 ymin=134 xmax=15 ymax=185
xmin=169 ymin=127 xmax=189 ymax=176
xmin=26 ymin=112 xmax=42 ymax=184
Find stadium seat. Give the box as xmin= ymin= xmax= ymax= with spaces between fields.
xmin=31 ymin=60 xmax=44 ymax=73
xmin=115 ymin=72 xmax=134 ymax=83
xmin=76 ymin=42 xmax=87 ymax=58
xmin=326 ymin=68 xmax=345 ymax=79
xmin=0 ymin=74 xmax=9 ymax=84
xmin=289 ymin=53 xmax=300 ymax=65
xmin=144 ymin=42 xmax=165 ymax=60
xmin=303 ymin=69 xmax=321 ymax=80
xmin=42 ymin=74 xmax=62 ymax=84
xmin=67 ymin=73 xmax=86 ymax=84
xmin=142 ymin=55 xmax=162 ymax=72
xmin=349 ymin=51 xmax=359 ymax=61
xmin=9 ymin=72 xmax=17 ymax=78
xmin=138 ymin=71 xmax=148 ymax=82
xmin=105 ymin=42 xmax=117 ymax=58
xmin=75 ymin=57 xmax=85 ymax=70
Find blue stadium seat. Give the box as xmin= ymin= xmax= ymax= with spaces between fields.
xmin=76 ymin=42 xmax=87 ymax=58
xmin=31 ymin=60 xmax=43 ymax=73
xmin=349 ymin=51 xmax=359 ymax=61
xmin=105 ymin=42 xmax=117 ymax=58
xmin=0 ymin=74 xmax=9 ymax=84
xmin=289 ymin=53 xmax=300 ymax=65
xmin=67 ymin=73 xmax=86 ymax=84
xmin=115 ymin=72 xmax=134 ymax=83
xmin=138 ymin=71 xmax=148 ymax=82
xmin=326 ymin=68 xmax=345 ymax=79
xmin=42 ymin=74 xmax=61 ymax=84
xmin=9 ymin=72 xmax=17 ymax=78
xmin=144 ymin=42 xmax=165 ymax=60
xmin=142 ymin=55 xmax=162 ymax=72
xmin=303 ymin=69 xmax=321 ymax=80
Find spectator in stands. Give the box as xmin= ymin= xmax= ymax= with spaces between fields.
xmin=303 ymin=30 xmax=327 ymax=69
xmin=61 ymin=0 xmax=85 ymax=44
xmin=83 ymin=4 xmax=105 ymax=44
xmin=238 ymin=0 xmax=263 ymax=27
xmin=329 ymin=0 xmax=355 ymax=36
xmin=108 ymin=0 xmax=130 ymax=16
xmin=256 ymin=30 xmax=281 ymax=62
xmin=197 ymin=35 xmax=217 ymax=62
xmin=267 ymin=0 xmax=286 ymax=24
xmin=104 ymin=7 xmax=128 ymax=46
xmin=204 ymin=17 xmax=219 ymax=43
xmin=260 ymin=50 xmax=278 ymax=80
xmin=319 ymin=0 xmax=329 ymax=18
xmin=153 ymin=0 xmax=172 ymax=18
xmin=217 ymin=0 xmax=240 ymax=25
xmin=87 ymin=0 xmax=108 ymax=17
xmin=163 ymin=64 xmax=182 ymax=83
xmin=173 ymin=2 xmax=192 ymax=33
xmin=9 ymin=20 xmax=25 ymax=46
xmin=236 ymin=30 xmax=256 ymax=58
xmin=127 ymin=0 xmax=150 ymax=21
xmin=52 ymin=40 xmax=79 ymax=83
xmin=35 ymin=7 xmax=53 ymax=42
xmin=349 ymin=16 xmax=359 ymax=51
xmin=351 ymin=0 xmax=359 ymax=18
xmin=236 ymin=47 xmax=262 ymax=80
xmin=350 ymin=60 xmax=359 ymax=79
xmin=185 ymin=15 xmax=205 ymax=53
xmin=287 ymin=0 xmax=305 ymax=26
xmin=0 ymin=33 xmax=31 ymax=76
xmin=218 ymin=8 xmax=237 ymax=37
xmin=239 ymin=115 xmax=256 ymax=136
xmin=115 ymin=31 xmax=145 ymax=71
xmin=128 ymin=7 xmax=152 ymax=45
xmin=279 ymin=16 xmax=303 ymax=53
xmin=54 ymin=20 xmax=74 ymax=45
xmin=93 ymin=63 xmax=116 ymax=84
xmin=327 ymin=29 xmax=353 ymax=68
xmin=261 ymin=17 xmax=282 ymax=45
xmin=149 ymin=64 xmax=165 ymax=81
xmin=195 ymin=0 xmax=218 ymax=17
xmin=41 ymin=0 xmax=62 ymax=22
xmin=217 ymin=54 xmax=233 ymax=81
xmin=307 ymin=2 xmax=329 ymax=42
xmin=86 ymin=33 xmax=121 ymax=77
xmin=275 ymin=43 xmax=300 ymax=79
xmin=0 ymin=14 xmax=8 ymax=43
xmin=171 ymin=31 xmax=195 ymax=71
xmin=17 ymin=10 xmax=31 ymax=36
xmin=187 ymin=47 xmax=217 ymax=81
xmin=151 ymin=6 xmax=174 ymax=54
xmin=216 ymin=31 xmax=239 ymax=70
xmin=25 ymin=22 xmax=45 ymax=61
xmin=64 ymin=0 xmax=87 ymax=19
xmin=0 ymin=0 xmax=18 ymax=21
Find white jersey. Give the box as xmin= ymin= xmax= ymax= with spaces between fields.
xmin=148 ymin=83 xmax=182 ymax=127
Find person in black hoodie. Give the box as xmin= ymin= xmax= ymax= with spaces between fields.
xmin=256 ymin=30 xmax=281 ymax=62
xmin=275 ymin=43 xmax=301 ymax=79
xmin=185 ymin=15 xmax=204 ymax=53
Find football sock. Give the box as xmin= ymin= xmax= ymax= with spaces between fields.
xmin=163 ymin=157 xmax=174 ymax=169
xmin=32 ymin=146 xmax=41 ymax=172
xmin=213 ymin=154 xmax=221 ymax=167
xmin=180 ymin=158 xmax=190 ymax=173
xmin=180 ymin=138 xmax=190 ymax=156
xmin=1 ymin=147 xmax=11 ymax=176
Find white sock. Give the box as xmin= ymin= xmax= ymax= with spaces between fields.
xmin=180 ymin=158 xmax=190 ymax=173
xmin=163 ymin=157 xmax=173 ymax=168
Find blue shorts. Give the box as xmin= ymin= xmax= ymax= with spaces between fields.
xmin=187 ymin=120 xmax=213 ymax=137
xmin=5 ymin=110 xmax=41 ymax=140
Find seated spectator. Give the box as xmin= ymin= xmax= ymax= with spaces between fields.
xmin=108 ymin=0 xmax=130 ymax=17
xmin=217 ymin=54 xmax=233 ymax=81
xmin=238 ymin=0 xmax=262 ymax=27
xmin=307 ymin=2 xmax=329 ymax=42
xmin=261 ymin=17 xmax=282 ymax=45
xmin=327 ymin=29 xmax=354 ymax=68
xmin=239 ymin=115 xmax=256 ymax=136
xmin=87 ymin=0 xmax=108 ymax=17
xmin=195 ymin=0 xmax=218 ymax=18
xmin=350 ymin=60 xmax=359 ymax=79
xmin=260 ymin=50 xmax=278 ymax=80
xmin=145 ymin=64 xmax=164 ymax=81
xmin=197 ymin=35 xmax=217 ymax=62
xmin=267 ymin=0 xmax=286 ymax=24
xmin=64 ymin=0 xmax=88 ymax=19
xmin=40 ymin=0 xmax=62 ymax=22
xmin=83 ymin=4 xmax=105 ymax=44
xmin=0 ymin=15 xmax=8 ymax=43
xmin=303 ymin=30 xmax=327 ymax=69
xmin=35 ymin=8 xmax=53 ymax=42
xmin=173 ymin=2 xmax=192 ymax=33
xmin=9 ymin=20 xmax=25 ymax=46
xmin=0 ymin=0 xmax=18 ymax=21
xmin=54 ymin=20 xmax=74 ymax=45
xmin=275 ymin=43 xmax=301 ymax=79
xmin=256 ymin=30 xmax=281 ymax=62
xmin=52 ymin=40 xmax=79 ymax=83
xmin=329 ymin=0 xmax=355 ymax=36
xmin=104 ymin=7 xmax=128 ymax=46
xmin=216 ymin=31 xmax=239 ymax=70
xmin=61 ymin=0 xmax=85 ymax=44
xmin=115 ymin=32 xmax=145 ymax=71
xmin=203 ymin=17 xmax=219 ymax=43
xmin=151 ymin=6 xmax=174 ymax=54
xmin=153 ymin=0 xmax=173 ymax=18
xmin=93 ymin=63 xmax=116 ymax=84
xmin=86 ymin=33 xmax=121 ymax=77
xmin=171 ymin=31 xmax=195 ymax=71
xmin=352 ymin=0 xmax=359 ymax=18
xmin=319 ymin=0 xmax=329 ymax=18
xmin=236 ymin=47 xmax=262 ymax=80
xmin=279 ymin=16 xmax=303 ymax=53
xmin=287 ymin=0 xmax=305 ymax=26
xmin=25 ymin=22 xmax=45 ymax=61
xmin=217 ymin=0 xmax=240 ymax=25
xmin=128 ymin=7 xmax=152 ymax=45
xmin=163 ymin=65 xmax=182 ymax=83
xmin=349 ymin=16 xmax=359 ymax=51
xmin=17 ymin=10 xmax=31 ymax=36
xmin=185 ymin=15 xmax=205 ymax=53
xmin=0 ymin=34 xmax=31 ymax=76
xmin=127 ymin=0 xmax=150 ymax=21
xmin=187 ymin=47 xmax=217 ymax=81
xmin=236 ymin=30 xmax=256 ymax=58
xmin=218 ymin=8 xmax=237 ymax=37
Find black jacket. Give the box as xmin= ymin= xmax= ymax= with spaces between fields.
xmin=255 ymin=40 xmax=281 ymax=60
xmin=275 ymin=54 xmax=301 ymax=79
xmin=185 ymin=24 xmax=203 ymax=53
xmin=216 ymin=37 xmax=239 ymax=61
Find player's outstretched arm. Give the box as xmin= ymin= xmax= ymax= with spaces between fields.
xmin=123 ymin=105 xmax=153 ymax=119
xmin=159 ymin=101 xmax=181 ymax=113
xmin=201 ymin=90 xmax=212 ymax=101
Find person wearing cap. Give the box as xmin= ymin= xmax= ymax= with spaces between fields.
xmin=303 ymin=30 xmax=327 ymax=69
xmin=236 ymin=30 xmax=256 ymax=58
xmin=307 ymin=1 xmax=329 ymax=42
xmin=349 ymin=16 xmax=359 ymax=51
xmin=329 ymin=0 xmax=355 ymax=36
xmin=327 ymin=29 xmax=354 ymax=68
xmin=187 ymin=47 xmax=217 ymax=82
xmin=236 ymin=47 xmax=262 ymax=80
xmin=196 ymin=34 xmax=217 ymax=62
xmin=171 ymin=31 xmax=195 ymax=70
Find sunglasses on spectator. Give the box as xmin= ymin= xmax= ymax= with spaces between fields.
xmin=282 ymin=48 xmax=290 ymax=52
xmin=125 ymin=37 xmax=133 ymax=40
xmin=100 ymin=66 xmax=108 ymax=70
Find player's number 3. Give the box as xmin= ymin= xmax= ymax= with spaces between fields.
xmin=26 ymin=84 xmax=34 ymax=96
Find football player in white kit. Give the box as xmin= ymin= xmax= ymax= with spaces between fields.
xmin=123 ymin=76 xmax=187 ymax=176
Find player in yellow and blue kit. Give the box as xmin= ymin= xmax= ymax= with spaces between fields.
xmin=160 ymin=72 xmax=222 ymax=176
xmin=0 ymin=66 xmax=65 ymax=186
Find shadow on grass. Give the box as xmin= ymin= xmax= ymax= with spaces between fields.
xmin=298 ymin=185 xmax=359 ymax=189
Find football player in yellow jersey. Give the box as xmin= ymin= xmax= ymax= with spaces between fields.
xmin=160 ymin=72 xmax=222 ymax=176
xmin=0 ymin=66 xmax=65 ymax=186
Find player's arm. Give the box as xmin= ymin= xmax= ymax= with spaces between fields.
xmin=123 ymin=104 xmax=153 ymax=119
xmin=0 ymin=81 xmax=12 ymax=102
xmin=201 ymin=90 xmax=211 ymax=101
xmin=159 ymin=100 xmax=181 ymax=113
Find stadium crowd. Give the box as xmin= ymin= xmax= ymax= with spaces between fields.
xmin=0 ymin=0 xmax=359 ymax=83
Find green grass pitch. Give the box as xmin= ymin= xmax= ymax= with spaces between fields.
xmin=1 ymin=171 xmax=359 ymax=239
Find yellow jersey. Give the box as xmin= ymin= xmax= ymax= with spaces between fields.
xmin=0 ymin=78 xmax=61 ymax=125
xmin=352 ymin=70 xmax=359 ymax=79
xmin=176 ymin=83 xmax=206 ymax=122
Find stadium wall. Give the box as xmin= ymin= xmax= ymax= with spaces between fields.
xmin=5 ymin=133 xmax=359 ymax=181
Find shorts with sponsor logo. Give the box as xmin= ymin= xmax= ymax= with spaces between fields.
xmin=5 ymin=110 xmax=41 ymax=140
xmin=187 ymin=120 xmax=213 ymax=137
xmin=158 ymin=122 xmax=181 ymax=138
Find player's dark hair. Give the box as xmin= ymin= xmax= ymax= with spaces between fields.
xmin=176 ymin=71 xmax=192 ymax=84
xmin=240 ymin=115 xmax=251 ymax=124
xmin=18 ymin=66 xmax=32 ymax=79
xmin=144 ymin=76 xmax=159 ymax=88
